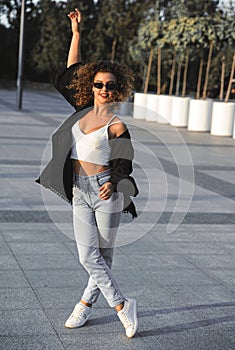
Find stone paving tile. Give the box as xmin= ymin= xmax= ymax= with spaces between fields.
xmin=0 ymin=270 xmax=30 ymax=288
xmin=195 ymin=315 xmax=235 ymax=332
xmin=192 ymin=304 xmax=235 ymax=322
xmin=7 ymin=241 xmax=70 ymax=255
xmin=159 ymin=227 xmax=234 ymax=242
xmin=0 ymin=222 xmax=59 ymax=232
xmin=0 ymin=336 xmax=65 ymax=350
xmin=1 ymin=89 xmax=235 ymax=349
xmin=24 ymin=268 xmax=87 ymax=288
xmin=143 ymin=329 xmax=234 ymax=350
xmin=34 ymin=287 xmax=90 ymax=309
xmin=138 ymin=305 xmax=201 ymax=330
xmin=14 ymin=253 xmax=79 ymax=270
xmin=1 ymin=209 xmax=235 ymax=224
xmin=182 ymin=253 xmax=235 ymax=271
xmin=60 ymin=241 xmax=79 ymax=257
xmin=220 ymin=330 xmax=235 ymax=349
xmin=0 ymin=309 xmax=56 ymax=336
xmin=166 ymin=285 xmax=235 ymax=305
xmin=60 ymin=332 xmax=145 ymax=350
xmin=203 ymin=269 xmax=235 ymax=288
xmin=2 ymin=230 xmax=60 ymax=243
xmin=137 ymin=306 xmax=235 ymax=349
xmin=113 ymin=253 xmax=197 ymax=270
xmin=199 ymin=170 xmax=235 ymax=185
xmin=119 ymin=238 xmax=225 ymax=256
xmin=148 ymin=268 xmax=221 ymax=286
xmin=137 ymin=308 xmax=206 ymax=349
xmin=0 ymin=254 xmax=20 ymax=270
xmin=0 ymin=288 xmax=42 ymax=310
xmin=0 ymin=235 xmax=12 ymax=256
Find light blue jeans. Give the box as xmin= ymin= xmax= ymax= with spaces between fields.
xmin=72 ymin=169 xmax=125 ymax=308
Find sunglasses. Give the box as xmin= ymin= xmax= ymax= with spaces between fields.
xmin=93 ymin=82 xmax=117 ymax=91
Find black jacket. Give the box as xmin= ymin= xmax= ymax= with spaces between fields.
xmin=36 ymin=63 xmax=139 ymax=217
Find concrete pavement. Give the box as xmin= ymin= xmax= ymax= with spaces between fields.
xmin=0 ymin=87 xmax=235 ymax=350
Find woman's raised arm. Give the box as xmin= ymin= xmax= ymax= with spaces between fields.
xmin=67 ymin=8 xmax=81 ymax=68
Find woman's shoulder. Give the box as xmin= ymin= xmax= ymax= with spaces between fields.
xmin=109 ymin=115 xmax=127 ymax=137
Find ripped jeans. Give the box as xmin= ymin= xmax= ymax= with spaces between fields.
xmin=72 ymin=169 xmax=125 ymax=308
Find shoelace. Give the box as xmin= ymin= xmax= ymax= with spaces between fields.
xmin=69 ymin=305 xmax=85 ymax=320
xmin=119 ymin=311 xmax=132 ymax=329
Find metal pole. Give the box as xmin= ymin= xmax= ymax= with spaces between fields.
xmin=16 ymin=0 xmax=26 ymax=110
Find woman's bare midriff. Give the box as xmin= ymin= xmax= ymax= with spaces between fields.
xmin=72 ymin=159 xmax=111 ymax=176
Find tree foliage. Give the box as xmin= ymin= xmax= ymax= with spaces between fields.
xmin=0 ymin=0 xmax=234 ymax=98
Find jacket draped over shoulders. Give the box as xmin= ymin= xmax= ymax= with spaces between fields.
xmin=53 ymin=62 xmax=81 ymax=110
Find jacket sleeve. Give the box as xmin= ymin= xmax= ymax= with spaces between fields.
xmin=109 ymin=129 xmax=139 ymax=217
xmin=53 ymin=63 xmax=81 ymax=109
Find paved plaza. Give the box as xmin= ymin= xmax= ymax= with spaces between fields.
xmin=0 ymin=86 xmax=235 ymax=350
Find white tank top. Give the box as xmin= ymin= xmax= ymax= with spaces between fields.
xmin=70 ymin=115 xmax=118 ymax=165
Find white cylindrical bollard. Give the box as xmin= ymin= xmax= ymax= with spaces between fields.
xmin=211 ymin=102 xmax=235 ymax=136
xmin=145 ymin=94 xmax=159 ymax=121
xmin=188 ymin=99 xmax=213 ymax=131
xmin=133 ymin=93 xmax=147 ymax=119
xmin=170 ymin=96 xmax=190 ymax=127
xmin=157 ymin=95 xmax=173 ymax=124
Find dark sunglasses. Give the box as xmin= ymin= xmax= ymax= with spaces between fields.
xmin=93 ymin=82 xmax=117 ymax=91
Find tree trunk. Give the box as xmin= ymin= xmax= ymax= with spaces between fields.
xmin=202 ymin=41 xmax=213 ymax=99
xmin=111 ymin=37 xmax=117 ymax=62
xmin=176 ymin=59 xmax=182 ymax=96
xmin=196 ymin=56 xmax=204 ymax=99
xmin=220 ymin=55 xmax=226 ymax=101
xmin=144 ymin=46 xmax=154 ymax=94
xmin=169 ymin=49 xmax=176 ymax=96
xmin=182 ymin=48 xmax=189 ymax=97
xmin=225 ymin=50 xmax=235 ymax=102
xmin=142 ymin=64 xmax=147 ymax=92
xmin=157 ymin=47 xmax=161 ymax=95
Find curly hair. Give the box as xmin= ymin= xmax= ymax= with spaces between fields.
xmin=68 ymin=61 xmax=134 ymax=107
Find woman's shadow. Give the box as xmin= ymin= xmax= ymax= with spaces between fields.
xmin=86 ymin=301 xmax=235 ymax=338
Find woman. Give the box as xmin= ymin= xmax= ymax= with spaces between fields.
xmin=36 ymin=8 xmax=139 ymax=338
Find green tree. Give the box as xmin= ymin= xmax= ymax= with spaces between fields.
xmin=32 ymin=0 xmax=68 ymax=78
xmin=159 ymin=0 xmax=221 ymax=97
xmin=31 ymin=0 xmax=97 ymax=79
xmin=212 ymin=0 xmax=235 ymax=101
xmin=130 ymin=0 xmax=167 ymax=94
xmin=201 ymin=16 xmax=217 ymax=99
xmin=163 ymin=16 xmax=194 ymax=96
xmin=137 ymin=17 xmax=164 ymax=94
xmin=65 ymin=0 xmax=97 ymax=63
xmin=0 ymin=0 xmax=41 ymax=81
xmin=0 ymin=24 xmax=18 ymax=80
xmin=94 ymin=0 xmax=155 ymax=62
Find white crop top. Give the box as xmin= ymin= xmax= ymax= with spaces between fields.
xmin=70 ymin=115 xmax=119 ymax=165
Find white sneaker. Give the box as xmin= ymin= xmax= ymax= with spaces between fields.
xmin=117 ymin=298 xmax=138 ymax=338
xmin=65 ymin=303 xmax=92 ymax=328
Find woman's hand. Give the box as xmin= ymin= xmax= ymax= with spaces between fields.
xmin=99 ymin=182 xmax=114 ymax=200
xmin=67 ymin=8 xmax=81 ymax=34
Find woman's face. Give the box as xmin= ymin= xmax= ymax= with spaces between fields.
xmin=92 ymin=72 xmax=117 ymax=106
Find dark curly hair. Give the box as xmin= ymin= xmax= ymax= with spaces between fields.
xmin=69 ymin=61 xmax=134 ymax=107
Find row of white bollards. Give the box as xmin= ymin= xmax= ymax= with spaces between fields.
xmin=133 ymin=93 xmax=235 ymax=139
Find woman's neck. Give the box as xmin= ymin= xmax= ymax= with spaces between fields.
xmin=93 ymin=104 xmax=113 ymax=117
